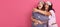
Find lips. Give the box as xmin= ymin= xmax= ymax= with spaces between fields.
xmin=39 ymin=6 xmax=41 ymax=7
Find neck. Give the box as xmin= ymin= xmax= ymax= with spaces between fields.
xmin=45 ymin=8 xmax=48 ymax=12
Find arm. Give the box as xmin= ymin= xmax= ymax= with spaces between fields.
xmin=33 ymin=9 xmax=51 ymax=16
xmin=38 ymin=10 xmax=51 ymax=16
xmin=31 ymin=16 xmax=43 ymax=24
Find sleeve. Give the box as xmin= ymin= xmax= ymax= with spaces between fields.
xmin=49 ymin=10 xmax=56 ymax=25
xmin=32 ymin=12 xmax=35 ymax=19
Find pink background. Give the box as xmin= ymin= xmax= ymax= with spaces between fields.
xmin=0 ymin=0 xmax=60 ymax=27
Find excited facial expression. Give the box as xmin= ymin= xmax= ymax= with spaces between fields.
xmin=38 ymin=2 xmax=44 ymax=9
xmin=45 ymin=4 xmax=49 ymax=10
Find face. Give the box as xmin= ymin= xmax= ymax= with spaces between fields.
xmin=38 ymin=2 xmax=43 ymax=9
xmin=45 ymin=4 xmax=49 ymax=10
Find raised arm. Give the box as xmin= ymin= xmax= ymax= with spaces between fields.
xmin=33 ymin=9 xmax=51 ymax=16
xmin=38 ymin=10 xmax=51 ymax=16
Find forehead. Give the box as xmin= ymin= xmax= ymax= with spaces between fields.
xmin=38 ymin=2 xmax=44 ymax=4
xmin=45 ymin=3 xmax=49 ymax=6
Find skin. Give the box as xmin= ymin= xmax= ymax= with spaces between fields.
xmin=38 ymin=2 xmax=43 ymax=9
xmin=34 ymin=9 xmax=51 ymax=16
xmin=45 ymin=4 xmax=49 ymax=11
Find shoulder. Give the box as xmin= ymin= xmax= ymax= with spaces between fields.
xmin=49 ymin=10 xmax=55 ymax=16
xmin=49 ymin=10 xmax=55 ymax=13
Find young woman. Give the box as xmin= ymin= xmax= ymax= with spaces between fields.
xmin=31 ymin=1 xmax=49 ymax=27
xmin=34 ymin=1 xmax=58 ymax=27
xmin=45 ymin=1 xmax=58 ymax=27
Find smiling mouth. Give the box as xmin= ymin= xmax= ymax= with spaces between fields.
xmin=39 ymin=6 xmax=41 ymax=7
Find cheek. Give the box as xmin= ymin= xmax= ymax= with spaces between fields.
xmin=41 ymin=5 xmax=43 ymax=7
xmin=45 ymin=5 xmax=49 ymax=8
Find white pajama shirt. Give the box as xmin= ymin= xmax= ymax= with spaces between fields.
xmin=48 ymin=10 xmax=58 ymax=27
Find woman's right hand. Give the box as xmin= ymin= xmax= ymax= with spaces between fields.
xmin=34 ymin=19 xmax=43 ymax=25
xmin=38 ymin=20 xmax=43 ymax=24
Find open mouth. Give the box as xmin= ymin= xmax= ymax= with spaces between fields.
xmin=39 ymin=6 xmax=41 ymax=7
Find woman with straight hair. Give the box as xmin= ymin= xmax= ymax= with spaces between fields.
xmin=31 ymin=1 xmax=49 ymax=27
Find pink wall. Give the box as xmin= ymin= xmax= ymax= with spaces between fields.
xmin=0 ymin=0 xmax=60 ymax=27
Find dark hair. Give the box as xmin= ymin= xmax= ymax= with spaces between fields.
xmin=47 ymin=3 xmax=55 ymax=12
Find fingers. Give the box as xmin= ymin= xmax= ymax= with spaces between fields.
xmin=34 ymin=23 xmax=38 ymax=26
xmin=38 ymin=20 xmax=43 ymax=24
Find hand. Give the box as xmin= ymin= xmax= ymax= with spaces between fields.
xmin=34 ymin=22 xmax=38 ymax=26
xmin=34 ymin=19 xmax=38 ymax=26
xmin=38 ymin=20 xmax=43 ymax=24
xmin=34 ymin=19 xmax=38 ymax=23
xmin=33 ymin=9 xmax=39 ymax=12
